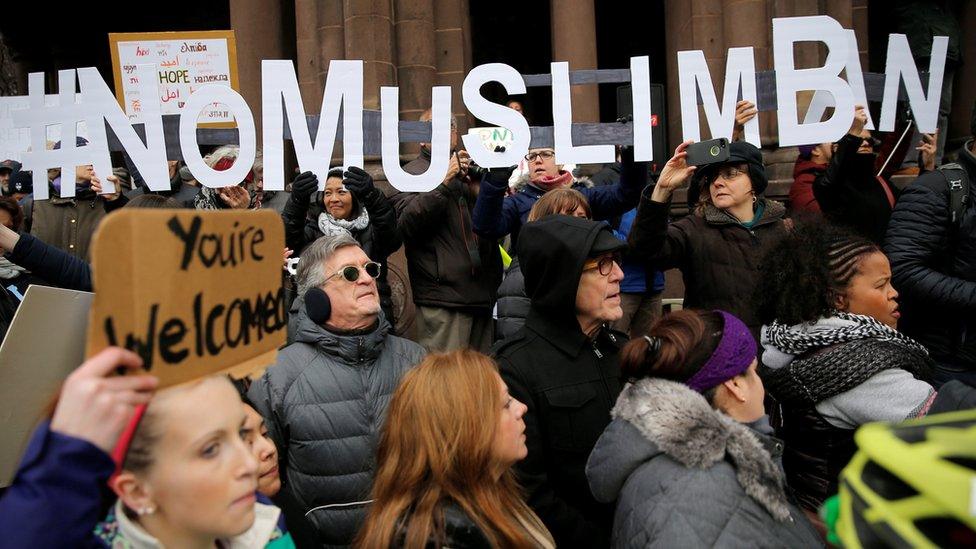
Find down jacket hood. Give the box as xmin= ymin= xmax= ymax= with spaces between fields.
xmin=517 ymin=215 xmax=621 ymax=320
xmin=587 ymin=378 xmax=792 ymax=522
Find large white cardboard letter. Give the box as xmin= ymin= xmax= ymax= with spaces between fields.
xmin=803 ymin=30 xmax=874 ymax=131
xmin=879 ymin=34 xmax=948 ymax=133
xmin=677 ymin=47 xmax=759 ymax=146
xmin=262 ymin=60 xmax=364 ymax=191
xmin=381 ymin=86 xmax=452 ymax=192
xmin=461 ymin=63 xmax=530 ymax=168
xmin=630 ymin=56 xmax=655 ymax=161
xmin=551 ymin=62 xmax=614 ymax=165
xmin=79 ymin=65 xmax=168 ymax=194
xmin=179 ymin=85 xmax=256 ymax=188
xmin=773 ymin=16 xmax=855 ymax=146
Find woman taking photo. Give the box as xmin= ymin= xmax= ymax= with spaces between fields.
xmin=628 ymin=141 xmax=788 ymax=332
xmin=754 ymin=221 xmax=946 ymax=513
xmin=356 ymin=350 xmax=554 ymax=548
xmin=282 ymin=167 xmax=400 ymax=324
xmin=586 ymin=310 xmax=821 ymax=547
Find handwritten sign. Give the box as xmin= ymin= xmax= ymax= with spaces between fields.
xmin=86 ymin=210 xmax=285 ymax=388
xmin=468 ymin=126 xmax=515 ymax=153
xmin=109 ymin=30 xmax=239 ymax=126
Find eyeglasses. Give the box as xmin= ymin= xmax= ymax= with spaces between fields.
xmin=524 ymin=150 xmax=555 ymax=162
xmin=325 ymin=261 xmax=382 ymax=283
xmin=582 ymin=254 xmax=620 ymax=276
xmin=711 ymin=166 xmax=747 ymax=183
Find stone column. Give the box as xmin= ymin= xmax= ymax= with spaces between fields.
xmin=294 ymin=0 xmax=323 ymax=112
xmin=433 ymin=0 xmax=470 ymax=131
xmin=551 ymin=0 xmax=600 ymax=123
xmin=344 ymin=0 xmax=396 ymax=111
xmin=395 ymin=0 xmax=436 ymax=157
xmin=230 ymin=0 xmax=285 ymax=136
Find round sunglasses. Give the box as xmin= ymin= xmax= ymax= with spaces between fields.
xmin=325 ymin=261 xmax=382 ymax=283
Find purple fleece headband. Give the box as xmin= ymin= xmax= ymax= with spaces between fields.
xmin=685 ymin=311 xmax=756 ymax=393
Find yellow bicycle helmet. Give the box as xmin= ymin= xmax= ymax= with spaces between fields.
xmin=834 ymin=409 xmax=976 ymax=548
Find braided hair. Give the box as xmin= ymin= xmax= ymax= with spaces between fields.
xmin=755 ymin=219 xmax=880 ymax=326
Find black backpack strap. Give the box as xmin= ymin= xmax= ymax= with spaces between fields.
xmin=937 ymin=162 xmax=970 ymax=227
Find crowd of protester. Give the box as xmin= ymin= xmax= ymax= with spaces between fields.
xmin=0 ymin=93 xmax=974 ymax=549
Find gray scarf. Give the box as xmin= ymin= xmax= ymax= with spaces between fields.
xmin=317 ymin=207 xmax=370 ymax=238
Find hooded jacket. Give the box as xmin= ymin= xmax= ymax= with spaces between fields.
xmin=813 ymin=134 xmax=899 ymax=244
xmin=492 ymin=216 xmax=627 ymax=549
xmin=884 ymin=141 xmax=976 ymax=369
xmin=628 ymin=190 xmax=788 ymax=334
xmin=586 ymin=379 xmax=822 ymax=549
xmin=247 ymin=309 xmax=426 ymax=547
xmin=789 ymin=157 xmax=825 ymax=215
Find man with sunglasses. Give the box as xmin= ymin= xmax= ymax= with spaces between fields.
xmin=813 ymin=105 xmax=901 ymax=244
xmin=472 ymin=145 xmax=646 ymax=250
xmin=248 ymin=233 xmax=426 ymax=546
xmin=493 ymin=216 xmax=628 ymax=548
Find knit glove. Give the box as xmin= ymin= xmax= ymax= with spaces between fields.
xmin=290 ymin=171 xmax=319 ymax=202
xmin=484 ymin=146 xmax=516 ymax=187
xmin=342 ymin=166 xmax=377 ymax=199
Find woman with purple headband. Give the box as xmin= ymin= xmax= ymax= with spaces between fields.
xmin=585 ymin=309 xmax=821 ymax=548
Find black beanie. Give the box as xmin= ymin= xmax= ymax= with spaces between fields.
xmin=687 ymin=141 xmax=768 ymax=208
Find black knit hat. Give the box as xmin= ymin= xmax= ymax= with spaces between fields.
xmin=687 ymin=141 xmax=768 ymax=208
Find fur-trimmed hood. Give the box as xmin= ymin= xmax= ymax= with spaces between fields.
xmin=587 ymin=378 xmax=792 ymax=522
xmin=511 ymin=172 xmax=593 ymax=194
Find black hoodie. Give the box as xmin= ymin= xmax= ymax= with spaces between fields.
xmin=492 ymin=216 xmax=626 ymax=549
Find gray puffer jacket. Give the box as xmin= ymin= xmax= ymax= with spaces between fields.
xmin=248 ymin=309 xmax=426 ymax=547
xmin=586 ymin=379 xmax=822 ymax=548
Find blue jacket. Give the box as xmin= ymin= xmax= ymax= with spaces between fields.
xmin=0 ymin=421 xmax=114 ymax=549
xmin=617 ymin=209 xmax=665 ymax=295
xmin=473 ymin=157 xmax=646 ymax=248
xmin=7 ymin=232 xmax=92 ymax=292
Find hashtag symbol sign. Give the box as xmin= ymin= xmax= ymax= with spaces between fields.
xmin=9 ymin=69 xmax=104 ymax=200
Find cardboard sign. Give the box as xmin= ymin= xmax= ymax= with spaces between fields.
xmin=109 ymin=30 xmax=240 ymax=126
xmin=0 ymin=286 xmax=93 ymax=486
xmin=86 ymin=210 xmax=286 ymax=388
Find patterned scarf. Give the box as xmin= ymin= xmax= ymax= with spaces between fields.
xmin=761 ymin=311 xmax=928 ymax=357
xmin=317 ymin=207 xmax=370 ymax=238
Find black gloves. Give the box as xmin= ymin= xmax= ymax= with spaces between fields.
xmin=342 ymin=166 xmax=376 ymax=198
xmin=291 ymin=171 xmax=319 ymax=202
xmin=485 ymin=146 xmax=517 ymax=186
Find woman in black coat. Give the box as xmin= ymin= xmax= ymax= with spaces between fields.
xmin=281 ymin=167 xmax=401 ymax=325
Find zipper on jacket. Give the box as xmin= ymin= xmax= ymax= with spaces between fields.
xmin=357 ymin=337 xmax=366 ymax=364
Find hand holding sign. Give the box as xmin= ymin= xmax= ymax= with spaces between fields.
xmin=917 ymin=130 xmax=938 ymax=172
xmin=50 ymin=347 xmax=158 ymax=454
xmin=848 ymin=105 xmax=868 ymax=137
xmin=91 ymin=173 xmax=122 ymax=202
xmin=732 ymin=100 xmax=758 ymax=142
xmin=342 ymin=166 xmax=376 ymax=199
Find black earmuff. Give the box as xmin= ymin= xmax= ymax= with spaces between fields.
xmin=305 ymin=287 xmax=332 ymax=325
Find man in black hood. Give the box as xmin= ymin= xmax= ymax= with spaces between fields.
xmin=493 ymin=215 xmax=627 ymax=548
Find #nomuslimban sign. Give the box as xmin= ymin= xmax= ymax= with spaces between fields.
xmin=3 ymin=15 xmax=949 ymax=198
